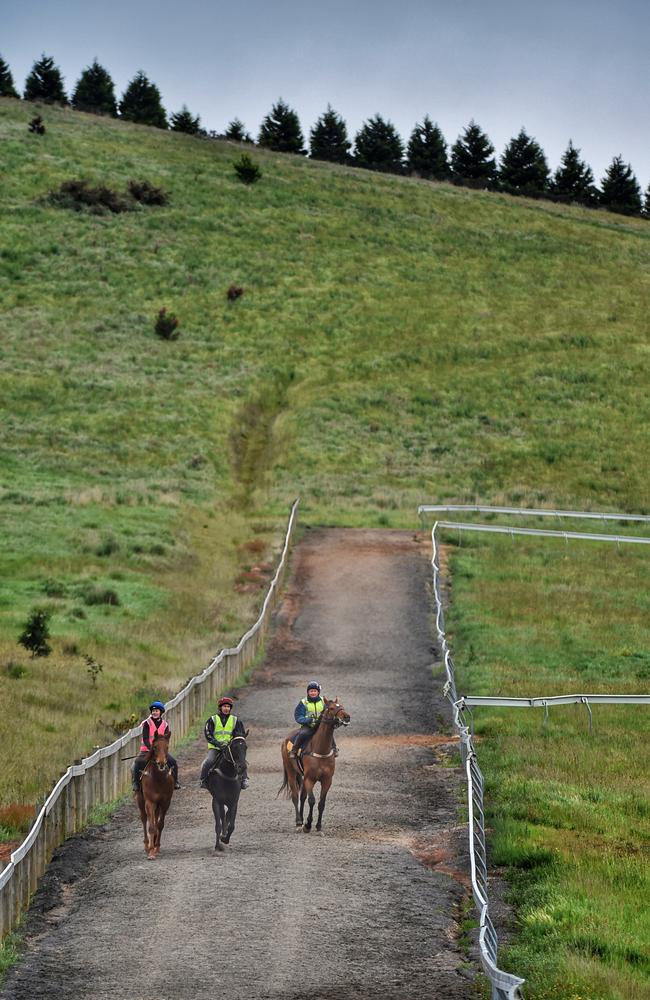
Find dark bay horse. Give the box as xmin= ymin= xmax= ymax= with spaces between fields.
xmin=135 ymin=735 xmax=174 ymax=859
xmin=279 ymin=697 xmax=350 ymax=834
xmin=207 ymin=735 xmax=248 ymax=852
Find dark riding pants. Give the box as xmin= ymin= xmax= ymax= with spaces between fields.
xmin=132 ymin=751 xmax=178 ymax=790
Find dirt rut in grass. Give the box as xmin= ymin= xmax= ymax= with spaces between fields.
xmin=2 ymin=529 xmax=474 ymax=1000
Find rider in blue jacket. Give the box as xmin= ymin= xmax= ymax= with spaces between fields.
xmin=288 ymin=681 xmax=338 ymax=759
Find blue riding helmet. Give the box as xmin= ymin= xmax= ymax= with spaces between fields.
xmin=306 ymin=681 xmax=321 ymax=693
xmin=149 ymin=700 xmax=166 ymax=712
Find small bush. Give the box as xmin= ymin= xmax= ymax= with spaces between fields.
xmin=48 ymin=179 xmax=131 ymax=215
xmin=84 ymin=654 xmax=103 ymax=685
xmin=95 ymin=535 xmax=120 ymax=557
xmin=81 ymin=584 xmax=120 ymax=606
xmin=128 ymin=179 xmax=169 ymax=206
xmin=5 ymin=661 xmax=26 ymax=679
xmin=62 ymin=641 xmax=79 ymax=655
xmin=18 ymin=608 xmax=52 ymax=658
xmin=154 ymin=308 xmax=180 ymax=340
xmin=227 ymin=284 xmax=244 ymax=301
xmin=28 ymin=115 xmax=45 ymax=135
xmin=42 ymin=577 xmax=67 ymax=598
xmin=68 ymin=606 xmax=86 ymax=620
xmin=233 ymin=154 xmax=261 ymax=184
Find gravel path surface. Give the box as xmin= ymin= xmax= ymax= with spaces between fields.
xmin=2 ymin=529 xmax=475 ymax=1000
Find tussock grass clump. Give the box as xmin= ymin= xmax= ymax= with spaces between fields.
xmin=5 ymin=661 xmax=26 ymax=680
xmin=79 ymin=584 xmax=120 ymax=607
xmin=227 ymin=284 xmax=244 ymax=301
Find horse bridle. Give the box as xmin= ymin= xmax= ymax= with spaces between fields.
xmin=212 ymin=735 xmax=247 ymax=781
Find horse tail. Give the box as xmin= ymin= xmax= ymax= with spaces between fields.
xmin=278 ymin=741 xmax=302 ymax=798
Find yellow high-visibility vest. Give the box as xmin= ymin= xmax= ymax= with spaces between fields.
xmin=301 ymin=697 xmax=324 ymax=726
xmin=209 ymin=714 xmax=237 ymax=746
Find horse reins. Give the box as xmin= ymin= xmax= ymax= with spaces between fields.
xmin=212 ymin=735 xmax=247 ymax=782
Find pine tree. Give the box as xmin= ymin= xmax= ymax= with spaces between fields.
xmin=170 ymin=105 xmax=201 ymax=134
xmin=600 ymin=156 xmax=642 ymax=216
xmin=406 ymin=116 xmax=449 ymax=180
xmin=258 ymin=99 xmax=305 ymax=154
xmin=644 ymin=182 xmax=650 ymax=219
xmin=309 ymin=105 xmax=351 ymax=164
xmin=354 ymin=115 xmax=404 ymax=174
xmin=225 ymin=118 xmax=253 ymax=143
xmin=552 ymin=140 xmax=597 ymax=206
xmin=24 ymin=54 xmax=67 ymax=105
xmin=499 ymin=128 xmax=549 ymax=197
xmin=450 ymin=121 xmax=496 ymax=187
xmin=72 ymin=60 xmax=117 ymax=116
xmin=119 ymin=71 xmax=167 ymax=129
xmin=0 ymin=54 xmax=19 ymax=98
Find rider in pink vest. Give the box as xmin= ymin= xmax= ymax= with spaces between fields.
xmin=131 ymin=701 xmax=180 ymax=791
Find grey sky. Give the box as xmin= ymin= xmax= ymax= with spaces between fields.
xmin=2 ymin=0 xmax=649 ymax=185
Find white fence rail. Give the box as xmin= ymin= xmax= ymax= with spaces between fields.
xmin=0 ymin=498 xmax=300 ymax=938
xmin=425 ymin=504 xmax=650 ymax=1000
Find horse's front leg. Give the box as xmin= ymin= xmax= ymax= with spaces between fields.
xmin=145 ymin=799 xmax=158 ymax=859
xmin=221 ymin=798 xmax=238 ymax=844
xmin=212 ymin=795 xmax=224 ymax=852
xmin=155 ymin=803 xmax=167 ymax=855
xmin=316 ymin=772 xmax=333 ymax=833
xmin=302 ymin=777 xmax=316 ymax=832
xmin=137 ymin=793 xmax=148 ymax=854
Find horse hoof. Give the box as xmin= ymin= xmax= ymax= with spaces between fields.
xmin=220 ymin=836 xmax=230 ymax=844
xmin=303 ymin=826 xmax=311 ymax=834
xmin=147 ymin=853 xmax=156 ymax=860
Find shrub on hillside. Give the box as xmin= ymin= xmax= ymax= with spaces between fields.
xmin=28 ymin=115 xmax=45 ymax=135
xmin=233 ymin=154 xmax=262 ymax=184
xmin=5 ymin=660 xmax=27 ymax=679
xmin=48 ymin=179 xmax=131 ymax=214
xmin=128 ymin=179 xmax=169 ymax=206
xmin=80 ymin=583 xmax=120 ymax=606
xmin=154 ymin=308 xmax=180 ymax=340
xmin=227 ymin=284 xmax=245 ymax=301
xmin=18 ymin=608 xmax=52 ymax=657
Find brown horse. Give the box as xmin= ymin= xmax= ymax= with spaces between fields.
xmin=135 ymin=735 xmax=175 ymax=859
xmin=279 ymin=697 xmax=350 ymax=834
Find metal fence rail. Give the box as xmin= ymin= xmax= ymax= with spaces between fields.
xmin=418 ymin=504 xmax=650 ymax=523
xmin=429 ymin=521 xmax=525 ymax=1000
xmin=0 ymin=499 xmax=300 ymax=938
xmin=427 ymin=504 xmax=650 ymax=1000
xmin=434 ymin=520 xmax=650 ymax=545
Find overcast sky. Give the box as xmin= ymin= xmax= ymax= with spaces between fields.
xmin=2 ymin=0 xmax=649 ymax=184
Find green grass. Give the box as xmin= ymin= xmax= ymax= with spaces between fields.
xmin=1 ymin=98 xmax=649 ymax=995
xmin=446 ymin=533 xmax=650 ymax=999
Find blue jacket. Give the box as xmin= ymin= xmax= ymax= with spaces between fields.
xmin=294 ymin=696 xmax=324 ymax=727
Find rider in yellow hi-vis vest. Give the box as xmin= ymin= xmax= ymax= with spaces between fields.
xmin=199 ymin=696 xmax=249 ymax=789
xmin=288 ymin=681 xmax=338 ymax=759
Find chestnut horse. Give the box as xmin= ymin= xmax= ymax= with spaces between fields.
xmin=279 ymin=697 xmax=350 ymax=833
xmin=135 ymin=735 xmax=174 ymax=859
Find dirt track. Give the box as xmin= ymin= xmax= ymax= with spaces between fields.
xmin=2 ymin=529 xmax=476 ymax=1000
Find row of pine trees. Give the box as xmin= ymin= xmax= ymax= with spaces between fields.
xmin=2 ymin=53 xmax=648 ymax=217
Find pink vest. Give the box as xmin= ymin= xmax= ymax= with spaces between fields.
xmin=140 ymin=717 xmax=170 ymax=752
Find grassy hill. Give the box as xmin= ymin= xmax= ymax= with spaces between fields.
xmin=1 ymin=97 xmax=649 ymax=998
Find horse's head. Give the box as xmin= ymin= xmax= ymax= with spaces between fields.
xmin=322 ymin=697 xmax=350 ymax=727
xmin=224 ymin=735 xmax=248 ymax=777
xmin=151 ymin=735 xmax=170 ymax=770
